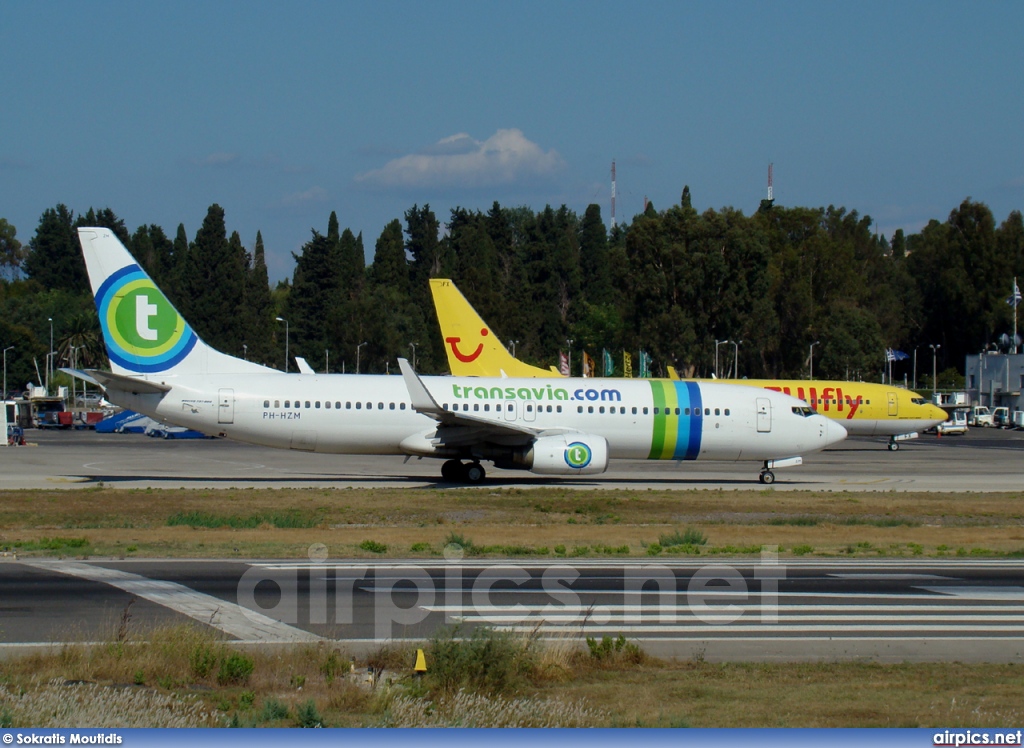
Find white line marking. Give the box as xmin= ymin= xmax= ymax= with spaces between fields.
xmin=20 ymin=560 xmax=321 ymax=643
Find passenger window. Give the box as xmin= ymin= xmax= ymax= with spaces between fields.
xmin=315 ymin=401 xmax=321 ymax=409
xmin=274 ymin=400 xmax=280 ymax=408
xmin=577 ymin=406 xmax=583 ymax=413
xmin=599 ymin=406 xmax=605 ymax=414
xmin=654 ymin=407 xmax=660 ymax=415
xmin=305 ymin=401 xmax=311 ymax=408
xmin=557 ymin=406 xmax=562 ymax=413
xmin=400 ymin=403 xmax=406 ymax=410
xmin=325 ymin=401 xmax=331 ymax=409
xmin=632 ymin=407 xmax=637 ymax=415
xmin=484 ymin=404 xmax=489 ymax=412
xmin=366 ymin=402 xmax=372 ymax=410
xmin=474 ymin=404 xmax=480 ymax=412
xmin=389 ymin=403 xmax=395 ymax=410
xmin=704 ymin=408 xmax=710 ymax=416
xmin=335 ymin=402 xmax=341 ymax=409
xmin=527 ymin=405 xmax=533 ymax=412
xmin=715 ymin=408 xmax=720 ymax=416
xmin=346 ymin=402 xmax=352 ymax=409
xmin=643 ymin=407 xmax=649 ymax=415
xmin=725 ymin=408 xmax=730 ymax=416
xmin=263 ymin=400 xmax=270 ymax=408
xmin=685 ymin=407 xmax=690 ymax=415
xmin=675 ymin=407 xmax=680 ymax=415
xmin=356 ymin=402 xmax=362 ymax=409
xmin=284 ymin=400 xmax=290 ymax=408
xmin=378 ymin=402 xmax=383 ymax=409
xmin=588 ymin=406 xmax=594 ymax=414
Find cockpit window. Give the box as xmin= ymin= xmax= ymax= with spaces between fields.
xmin=911 ymin=398 xmax=927 ymax=405
xmin=791 ymin=406 xmax=815 ymax=417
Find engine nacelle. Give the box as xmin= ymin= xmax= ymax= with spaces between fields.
xmin=527 ymin=433 xmax=609 ymax=475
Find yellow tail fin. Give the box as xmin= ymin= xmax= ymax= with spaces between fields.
xmin=429 ymin=278 xmax=559 ymax=377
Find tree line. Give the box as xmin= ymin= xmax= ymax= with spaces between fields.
xmin=2 ymin=190 xmax=1022 ymax=395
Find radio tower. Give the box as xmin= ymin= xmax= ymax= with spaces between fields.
xmin=611 ymin=160 xmax=617 ymax=230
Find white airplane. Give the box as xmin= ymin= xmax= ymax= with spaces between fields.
xmin=71 ymin=228 xmax=846 ymax=484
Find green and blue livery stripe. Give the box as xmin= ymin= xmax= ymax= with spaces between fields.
xmin=648 ymin=381 xmax=703 ymax=460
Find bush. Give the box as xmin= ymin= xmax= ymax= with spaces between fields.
xmin=295 ymin=699 xmax=324 ymax=728
xmin=427 ymin=626 xmax=536 ymax=696
xmin=217 ymin=652 xmax=254 ymax=685
xmin=189 ymin=642 xmax=218 ymax=680
xmin=659 ymin=527 xmax=707 ymax=547
xmin=359 ymin=540 xmax=387 ymax=554
xmin=260 ymin=697 xmax=289 ymax=722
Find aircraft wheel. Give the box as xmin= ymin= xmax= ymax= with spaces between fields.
xmin=759 ymin=470 xmax=775 ymax=485
xmin=888 ymin=441 xmax=899 ymax=451
xmin=463 ymin=462 xmax=486 ymax=484
xmin=441 ymin=460 xmax=462 ymax=482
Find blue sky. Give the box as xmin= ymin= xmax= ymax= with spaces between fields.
xmin=3 ymin=1 xmax=1023 ymax=282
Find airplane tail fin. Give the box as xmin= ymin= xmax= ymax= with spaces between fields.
xmin=429 ymin=278 xmax=558 ymax=378
xmin=78 ymin=228 xmax=273 ymax=378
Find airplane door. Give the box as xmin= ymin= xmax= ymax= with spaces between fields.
xmin=504 ymin=401 xmax=518 ymax=421
xmin=887 ymin=392 xmax=898 ymax=417
xmin=523 ymin=401 xmax=537 ymax=422
xmin=756 ymin=397 xmax=771 ymax=433
xmin=218 ymin=388 xmax=234 ymax=424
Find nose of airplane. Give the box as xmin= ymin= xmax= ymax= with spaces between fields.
xmin=823 ymin=417 xmax=848 ymax=447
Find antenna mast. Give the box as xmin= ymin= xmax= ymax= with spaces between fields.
xmin=768 ymin=162 xmax=774 ymax=202
xmin=611 ymin=160 xmax=617 ymax=229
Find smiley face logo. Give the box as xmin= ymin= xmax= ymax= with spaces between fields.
xmin=564 ymin=441 xmax=593 ymax=469
xmin=445 ymin=328 xmax=488 ymax=363
xmin=95 ymin=264 xmax=197 ymax=372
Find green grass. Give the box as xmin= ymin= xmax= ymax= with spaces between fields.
xmin=166 ymin=511 xmax=321 ymax=529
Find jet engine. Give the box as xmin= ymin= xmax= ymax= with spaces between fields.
xmin=525 ymin=433 xmax=609 ymax=475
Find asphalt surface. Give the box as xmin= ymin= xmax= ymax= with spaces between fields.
xmin=2 ymin=426 xmax=1023 ymax=491
xmin=1 ymin=427 xmax=1022 ymax=661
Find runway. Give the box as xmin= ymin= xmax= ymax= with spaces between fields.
xmin=1 ymin=557 xmax=1022 ymax=662
xmin=2 ymin=427 xmax=1022 ymax=661
xmin=3 ymin=426 xmax=1023 ymax=491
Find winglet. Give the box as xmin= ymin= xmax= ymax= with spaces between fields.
xmin=398 ymin=357 xmax=445 ymax=417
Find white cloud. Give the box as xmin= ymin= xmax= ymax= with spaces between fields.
xmin=194 ymin=152 xmax=240 ymax=167
xmin=356 ymin=129 xmax=564 ymax=189
xmin=280 ymin=186 xmax=328 ymax=207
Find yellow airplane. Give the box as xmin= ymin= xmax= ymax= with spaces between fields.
xmin=430 ymin=278 xmax=948 ymax=450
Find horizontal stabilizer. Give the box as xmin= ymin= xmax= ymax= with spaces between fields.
xmin=84 ymin=369 xmax=172 ymax=395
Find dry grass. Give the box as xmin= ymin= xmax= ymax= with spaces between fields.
xmin=0 ymin=486 xmax=1022 ymax=559
xmin=0 ymin=625 xmax=1021 ymax=727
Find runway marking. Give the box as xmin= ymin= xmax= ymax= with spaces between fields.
xmin=19 ymin=560 xmax=321 ymax=643
xmin=918 ymin=585 xmax=1024 ymax=601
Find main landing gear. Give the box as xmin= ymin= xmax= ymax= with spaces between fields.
xmin=441 ymin=459 xmax=487 ymax=484
xmin=758 ymin=468 xmax=775 ymax=485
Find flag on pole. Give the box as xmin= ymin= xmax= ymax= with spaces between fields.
xmin=559 ymin=351 xmax=569 ymax=376
xmin=623 ymin=351 xmax=633 ymax=378
xmin=886 ymin=348 xmax=909 ymax=362
xmin=639 ymin=350 xmax=653 ymax=378
xmin=1007 ymin=280 xmax=1022 ymax=308
xmin=582 ymin=351 xmax=595 ymax=378
xmin=603 ymin=348 xmax=614 ymax=377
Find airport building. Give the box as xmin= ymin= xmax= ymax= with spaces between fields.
xmin=965 ymin=352 xmax=1024 ymax=411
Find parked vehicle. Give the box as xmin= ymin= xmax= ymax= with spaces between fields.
xmin=992 ymin=407 xmax=1012 ymax=428
xmin=931 ymin=409 xmax=969 ymax=435
xmin=968 ymin=405 xmax=994 ymax=427
xmin=1013 ymin=411 xmax=1024 ymax=430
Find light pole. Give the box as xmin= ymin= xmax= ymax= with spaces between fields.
xmin=714 ymin=339 xmax=728 ymax=379
xmin=356 ymin=342 xmax=367 ymax=374
xmin=511 ymin=340 xmax=519 ymax=357
xmin=275 ymin=317 xmax=288 ymax=372
xmin=409 ymin=342 xmax=417 ymax=369
xmin=809 ymin=341 xmax=820 ymax=380
xmin=3 ymin=346 xmax=13 ymax=400
xmin=69 ymin=345 xmax=81 ymax=406
xmin=566 ymin=339 xmax=574 ymax=377
xmin=47 ymin=317 xmax=53 ymax=393
xmin=731 ymin=340 xmax=742 ymax=379
xmin=325 ymin=349 xmax=329 ymax=373
xmin=912 ymin=347 xmax=918 ymax=390
xmin=242 ymin=344 xmax=248 ymax=361
xmin=929 ymin=344 xmax=941 ymax=394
